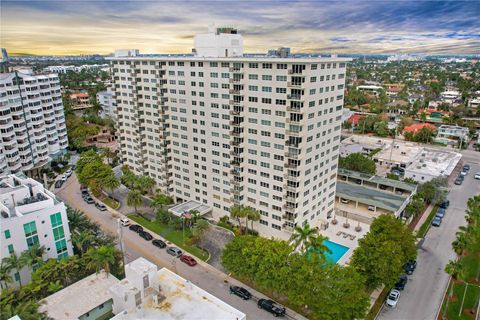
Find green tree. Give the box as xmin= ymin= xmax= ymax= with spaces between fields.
xmin=150 ymin=194 xmax=173 ymax=210
xmin=339 ymin=153 xmax=376 ymax=175
xmin=137 ymin=175 xmax=155 ymax=194
xmin=20 ymin=245 xmax=46 ymax=271
xmin=289 ymin=223 xmax=319 ymax=253
xmin=230 ymin=204 xmax=247 ymax=232
xmin=2 ymin=252 xmax=27 ymax=288
xmin=308 ymin=234 xmax=333 ymax=260
xmin=127 ymin=189 xmax=143 ymax=214
xmin=72 ymin=230 xmax=96 ymax=255
xmin=102 ymin=173 xmax=120 ymax=199
xmin=417 ymin=177 xmax=448 ymax=204
xmin=192 ymin=219 xmax=210 ymax=240
xmin=0 ymin=263 xmax=12 ymax=289
xmin=85 ymin=245 xmax=117 ymax=275
xmin=0 ymin=299 xmax=41 ymax=320
xmin=351 ymin=215 xmax=417 ymax=290
xmin=405 ymin=193 xmax=424 ymax=218
xmin=374 ymin=121 xmax=389 ymax=137
xmin=246 ymin=207 xmax=260 ymax=231
xmin=66 ymin=208 xmax=90 ymax=233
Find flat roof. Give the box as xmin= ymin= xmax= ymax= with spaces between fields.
xmin=108 ymin=55 xmax=351 ymax=63
xmin=112 ymin=267 xmax=246 ymax=320
xmin=338 ymin=168 xmax=417 ymax=192
xmin=40 ymin=271 xmax=120 ymax=320
xmin=336 ymin=181 xmax=408 ymax=212
xmin=168 ymin=200 xmax=211 ymax=217
xmin=406 ymin=148 xmax=462 ymax=177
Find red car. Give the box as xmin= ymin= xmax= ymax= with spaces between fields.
xmin=180 ymin=255 xmax=197 ymax=266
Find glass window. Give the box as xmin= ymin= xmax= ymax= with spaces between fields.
xmin=50 ymin=212 xmax=62 ymax=227
xmin=23 ymin=221 xmax=37 ymax=237
xmin=8 ymin=244 xmax=14 ymax=254
xmin=4 ymin=230 xmax=10 ymax=239
xmin=53 ymin=226 xmax=65 ymax=241
xmin=55 ymin=239 xmax=67 ymax=254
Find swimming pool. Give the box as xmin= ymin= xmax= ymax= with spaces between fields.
xmin=323 ymin=240 xmax=349 ymax=263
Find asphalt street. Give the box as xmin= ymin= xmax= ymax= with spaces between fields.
xmin=54 ymin=174 xmax=306 ymax=320
xmin=378 ymin=150 xmax=480 ymax=320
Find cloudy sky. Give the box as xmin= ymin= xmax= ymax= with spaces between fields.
xmin=1 ymin=0 xmax=479 ymax=55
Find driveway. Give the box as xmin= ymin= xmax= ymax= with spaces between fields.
xmin=54 ymin=174 xmax=306 ymax=320
xmin=377 ymin=149 xmax=480 ymax=320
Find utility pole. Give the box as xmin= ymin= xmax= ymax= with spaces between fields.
xmin=117 ymin=219 xmax=127 ymax=268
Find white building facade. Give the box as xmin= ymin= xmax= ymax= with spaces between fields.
xmin=109 ymin=29 xmax=349 ymax=238
xmin=0 ymin=71 xmax=68 ymax=176
xmin=0 ymin=173 xmax=73 ymax=287
xmin=97 ymin=87 xmax=116 ymax=120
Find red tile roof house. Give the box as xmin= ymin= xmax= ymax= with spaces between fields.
xmin=347 ymin=114 xmax=362 ymax=126
xmin=403 ymin=123 xmax=437 ymax=134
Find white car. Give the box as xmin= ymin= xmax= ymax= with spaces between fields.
xmin=120 ymin=218 xmax=130 ymax=227
xmin=460 ymin=170 xmax=467 ymax=176
xmin=65 ymin=169 xmax=73 ymax=177
xmin=475 ymin=172 xmax=480 ymax=180
xmin=385 ymin=289 xmax=401 ymax=308
xmin=61 ymin=174 xmax=67 ymax=182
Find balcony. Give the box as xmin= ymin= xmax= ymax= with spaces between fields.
xmin=229 ymin=109 xmax=240 ymax=116
xmin=229 ymin=120 xmax=243 ymax=127
xmin=286 ymin=118 xmax=302 ymax=124
xmin=283 ymin=195 xmax=297 ymax=202
xmin=286 ymin=106 xmax=302 ymax=112
xmin=229 ymin=89 xmax=240 ymax=95
xmin=284 ymin=162 xmax=299 ymax=169
xmin=282 ymin=214 xmax=296 ymax=222
xmin=285 ymin=152 xmax=301 ymax=160
xmin=231 ymin=140 xmax=243 ymax=147
xmin=287 ymin=82 xmax=302 ymax=89
xmin=283 ymin=203 xmax=296 ymax=210
xmin=284 ymin=173 xmax=300 ymax=181
xmin=287 ymin=94 xmax=303 ymax=101
xmin=229 ymin=78 xmax=242 ymax=84
xmin=230 ymin=150 xmax=241 ymax=158
xmin=283 ymin=184 xmax=297 ymax=192
xmin=282 ymin=223 xmax=294 ymax=232
xmin=286 ymin=130 xmax=302 ymax=137
xmin=230 ymin=130 xmax=241 ymax=137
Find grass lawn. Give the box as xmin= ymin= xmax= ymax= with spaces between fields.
xmin=92 ymin=189 xmax=120 ymax=210
xmin=441 ymin=281 xmax=480 ymax=320
xmin=128 ymin=214 xmax=209 ymax=261
xmin=416 ymin=205 xmax=438 ymax=238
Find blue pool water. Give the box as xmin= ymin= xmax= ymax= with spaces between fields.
xmin=323 ymin=240 xmax=350 ymax=263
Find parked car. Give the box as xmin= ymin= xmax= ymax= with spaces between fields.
xmin=71 ymin=164 xmax=76 ymax=170
xmin=152 ymin=239 xmax=166 ymax=249
xmin=439 ymin=200 xmax=450 ymax=209
xmin=83 ymin=196 xmax=94 ymax=204
xmin=80 ymin=185 xmax=87 ymax=191
xmin=368 ymin=205 xmax=375 ymax=211
xmin=394 ymin=274 xmax=408 ymax=290
xmin=128 ymin=224 xmax=143 ymax=233
xmin=474 ymin=172 xmax=480 ymax=180
xmin=166 ymin=247 xmax=183 ymax=257
xmin=404 ymin=260 xmax=417 ymax=275
xmin=81 ymin=190 xmax=90 ymax=197
xmin=229 ymin=286 xmax=252 ymax=300
xmin=54 ymin=180 xmax=64 ymax=188
xmin=139 ymin=231 xmax=153 ymax=241
xmin=61 ymin=174 xmax=67 ymax=182
xmin=340 ymin=198 xmax=350 ymax=204
xmin=180 ymin=254 xmax=197 ymax=266
xmin=436 ymin=208 xmax=446 ymax=218
xmin=460 ymin=170 xmax=468 ymax=176
xmin=431 ymin=216 xmax=442 ymax=227
xmin=65 ymin=169 xmax=73 ymax=177
xmin=463 ymin=164 xmax=470 ymax=172
xmin=120 ymin=218 xmax=130 ymax=227
xmin=95 ymin=202 xmax=107 ymax=211
xmin=455 ymin=177 xmax=463 ymax=185
xmin=257 ymin=299 xmax=286 ymax=317
xmin=385 ymin=289 xmax=401 ymax=308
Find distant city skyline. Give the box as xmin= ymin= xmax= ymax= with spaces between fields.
xmin=1 ymin=0 xmax=479 ymax=55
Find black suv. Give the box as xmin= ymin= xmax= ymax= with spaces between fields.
xmin=257 ymin=299 xmax=286 ymax=317
xmin=229 ymin=286 xmax=251 ymax=300
xmin=129 ymin=224 xmax=143 ymax=233
xmin=394 ymin=274 xmax=408 ymax=290
xmin=404 ymin=260 xmax=417 ymax=275
xmin=152 ymin=239 xmax=166 ymax=248
xmin=440 ymin=200 xmax=450 ymax=209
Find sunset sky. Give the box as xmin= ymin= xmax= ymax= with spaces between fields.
xmin=2 ymin=0 xmax=479 ymax=56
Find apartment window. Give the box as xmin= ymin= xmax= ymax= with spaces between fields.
xmin=249 ymin=63 xmax=258 ymax=68
xmin=276 ymin=75 xmax=287 ymax=81
xmin=249 ymin=74 xmax=258 ymax=80
xmin=277 ymin=63 xmax=287 ymax=69
xmin=262 ymin=75 xmax=272 ymax=81
xmin=272 ymin=224 xmax=281 ymax=230
xmin=8 ymin=244 xmax=14 ymax=254
xmin=262 ymin=63 xmax=272 ymax=69
xmin=4 ymin=229 xmax=11 ymax=239
xmin=23 ymin=221 xmax=39 ymax=248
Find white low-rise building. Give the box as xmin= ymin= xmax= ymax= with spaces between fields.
xmin=357 ymin=85 xmax=383 ymax=97
xmin=0 ymin=173 xmax=73 ymax=287
xmin=97 ymin=87 xmax=115 ymax=120
xmin=440 ymin=90 xmax=461 ymax=104
xmin=468 ymin=98 xmax=480 ymax=108
xmin=435 ymin=125 xmax=470 ymax=146
xmin=404 ymin=148 xmax=462 ymax=182
xmin=110 ymin=258 xmax=246 ymax=320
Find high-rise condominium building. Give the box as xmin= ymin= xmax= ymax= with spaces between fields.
xmin=110 ymin=28 xmax=349 ymax=238
xmin=0 ymin=70 xmax=68 ymax=176
xmin=0 ymin=172 xmax=73 ymax=287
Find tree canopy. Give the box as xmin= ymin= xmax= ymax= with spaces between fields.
xmin=339 ymin=153 xmax=376 ymax=175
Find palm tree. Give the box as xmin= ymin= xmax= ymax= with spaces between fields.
xmin=127 ymin=189 xmax=143 ymax=214
xmin=230 ymin=205 xmax=247 ymax=233
xmin=444 ymin=260 xmax=465 ymax=319
xmin=0 ymin=299 xmax=41 ymax=320
xmin=47 ymin=280 xmax=63 ymax=294
xmin=138 ymin=175 xmax=155 ymax=195
xmin=67 ymin=208 xmax=90 ymax=233
xmin=289 ymin=223 xmax=319 ymax=253
xmin=102 ymin=174 xmax=120 ymax=200
xmin=192 ymin=219 xmax=210 ymax=240
xmin=100 ymin=147 xmax=115 ymax=165
xmin=452 ymin=231 xmax=468 ymax=255
xmin=72 ymin=230 xmax=96 ymax=255
xmin=0 ymin=262 xmax=12 ymax=289
xmin=2 ymin=252 xmax=26 ymax=287
xmin=246 ymin=208 xmax=260 ymax=231
xmin=20 ymin=245 xmax=46 ymax=271
xmin=308 ymin=235 xmax=332 ymax=260
xmin=150 ymin=194 xmax=173 ymax=210
xmin=85 ymin=245 xmax=116 ymax=275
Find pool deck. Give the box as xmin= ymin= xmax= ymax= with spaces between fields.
xmin=318 ymin=216 xmax=370 ymax=265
